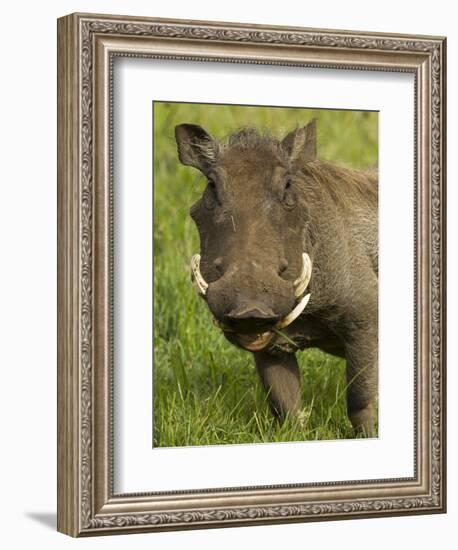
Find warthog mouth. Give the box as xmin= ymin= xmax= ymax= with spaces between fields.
xmin=190 ymin=253 xmax=312 ymax=352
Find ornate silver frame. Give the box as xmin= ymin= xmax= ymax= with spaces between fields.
xmin=57 ymin=12 xmax=446 ymax=536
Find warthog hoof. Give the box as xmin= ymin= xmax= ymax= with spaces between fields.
xmin=349 ymin=403 xmax=377 ymax=438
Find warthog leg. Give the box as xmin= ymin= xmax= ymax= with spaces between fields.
xmin=344 ymin=320 xmax=378 ymax=437
xmin=254 ymin=352 xmax=301 ymax=420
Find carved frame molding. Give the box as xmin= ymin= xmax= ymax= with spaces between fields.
xmin=57 ymin=13 xmax=446 ymax=536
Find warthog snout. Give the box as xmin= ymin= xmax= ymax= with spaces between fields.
xmin=226 ymin=304 xmax=277 ymax=321
xmin=224 ymin=303 xmax=280 ymax=333
xmin=205 ymin=261 xmax=295 ymax=330
xmin=190 ymin=252 xmax=313 ymax=345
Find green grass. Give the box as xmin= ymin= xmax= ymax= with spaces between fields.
xmin=153 ymin=101 xmax=378 ymax=447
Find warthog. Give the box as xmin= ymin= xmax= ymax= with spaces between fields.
xmin=175 ymin=119 xmax=378 ymax=436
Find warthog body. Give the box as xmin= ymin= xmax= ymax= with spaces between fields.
xmin=175 ymin=120 xmax=378 ymax=435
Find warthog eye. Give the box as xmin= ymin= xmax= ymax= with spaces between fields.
xmin=203 ymin=178 xmax=218 ymax=209
xmin=282 ymin=179 xmax=296 ymax=209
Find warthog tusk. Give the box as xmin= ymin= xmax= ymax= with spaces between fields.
xmin=293 ymin=252 xmax=312 ymax=298
xmin=190 ymin=254 xmax=208 ymax=296
xmin=275 ymin=293 xmax=311 ymax=330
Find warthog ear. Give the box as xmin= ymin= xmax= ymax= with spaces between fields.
xmin=175 ymin=124 xmax=218 ymax=173
xmin=282 ymin=119 xmax=317 ymax=163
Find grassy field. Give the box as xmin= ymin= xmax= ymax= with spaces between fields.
xmin=153 ymin=102 xmax=378 ymax=447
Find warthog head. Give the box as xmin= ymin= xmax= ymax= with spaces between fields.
xmin=175 ymin=121 xmax=316 ymax=352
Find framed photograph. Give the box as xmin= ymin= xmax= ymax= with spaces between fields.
xmin=57 ymin=13 xmax=446 ymax=536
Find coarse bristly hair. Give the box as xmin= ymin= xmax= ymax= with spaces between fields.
xmin=301 ymin=160 xmax=378 ymax=211
xmin=216 ymin=127 xmax=377 ymax=210
xmin=220 ymin=127 xmax=287 ymax=159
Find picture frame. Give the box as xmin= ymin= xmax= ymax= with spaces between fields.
xmin=57 ymin=12 xmax=446 ymax=537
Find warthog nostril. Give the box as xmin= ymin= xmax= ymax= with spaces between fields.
xmin=225 ymin=305 xmax=278 ymax=323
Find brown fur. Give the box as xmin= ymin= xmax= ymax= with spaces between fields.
xmin=175 ymin=120 xmax=378 ymax=436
